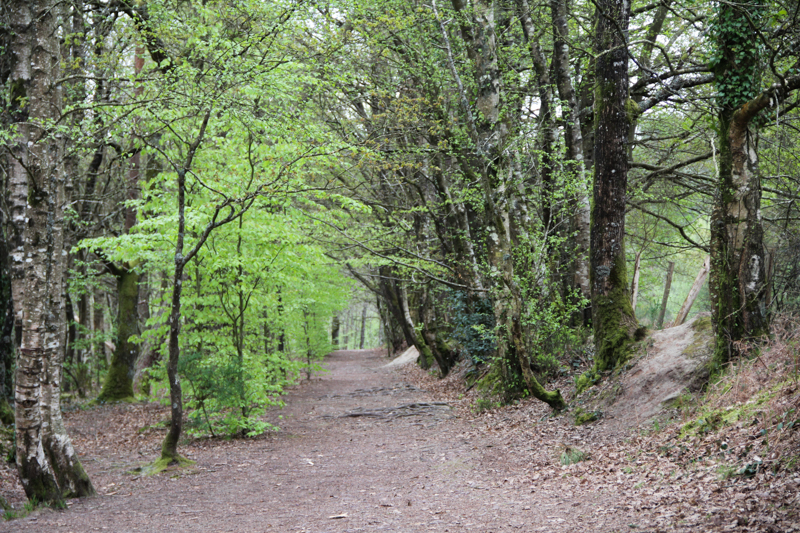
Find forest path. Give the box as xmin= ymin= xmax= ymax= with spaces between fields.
xmin=3 ymin=349 xmax=631 ymax=533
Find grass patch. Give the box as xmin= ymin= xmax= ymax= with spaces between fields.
xmin=1 ymin=497 xmax=64 ymax=521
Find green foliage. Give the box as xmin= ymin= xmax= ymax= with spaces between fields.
xmin=473 ymin=395 xmax=501 ymax=413
xmin=131 ymin=207 xmax=351 ymax=438
xmin=178 ymin=351 xmax=282 ymax=437
xmin=709 ymin=0 xmax=766 ymax=111
xmin=70 ymin=0 xmax=357 ymax=439
xmin=446 ymin=290 xmax=495 ymax=364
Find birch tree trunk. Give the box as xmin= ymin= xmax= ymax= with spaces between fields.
xmin=0 ymin=229 xmax=13 ymax=425
xmin=672 ymin=256 xmax=710 ymax=327
xmin=550 ymin=0 xmax=591 ymax=315
xmin=8 ymin=0 xmax=94 ymax=503
xmin=656 ymin=262 xmax=675 ymax=329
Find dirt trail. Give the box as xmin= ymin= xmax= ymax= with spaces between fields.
xmin=1 ymin=349 xmax=638 ymax=532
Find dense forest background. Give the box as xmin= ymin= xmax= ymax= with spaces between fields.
xmin=1 ymin=0 xmax=799 ymax=505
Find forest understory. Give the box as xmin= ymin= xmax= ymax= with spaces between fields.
xmin=2 ymin=347 xmax=799 ymax=533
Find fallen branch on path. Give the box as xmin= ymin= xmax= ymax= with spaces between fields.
xmin=323 ymin=402 xmax=451 ymax=420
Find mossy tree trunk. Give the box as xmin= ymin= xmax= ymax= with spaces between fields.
xmin=419 ymin=286 xmax=459 ymax=376
xmin=375 ymin=267 xmax=418 ymax=351
xmin=709 ymin=0 xmax=770 ymax=366
xmin=8 ymin=0 xmax=95 ymax=503
xmin=98 ymin=269 xmax=140 ymax=402
xmin=589 ymin=0 xmax=638 ymax=373
xmin=97 ymin=47 xmax=145 ymax=403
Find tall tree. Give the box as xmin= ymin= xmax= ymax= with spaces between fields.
xmin=97 ymin=49 xmax=146 ymax=403
xmin=585 ymin=0 xmax=640 ymax=383
xmin=708 ymin=0 xmax=800 ymax=365
xmin=6 ymin=0 xmax=95 ymax=503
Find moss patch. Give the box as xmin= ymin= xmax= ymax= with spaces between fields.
xmin=574 ymin=407 xmax=601 ymax=425
xmin=692 ymin=315 xmax=713 ymax=333
xmin=0 ymin=397 xmax=13 ymax=426
xmin=680 ymin=383 xmax=782 ymax=439
xmin=138 ymin=455 xmax=196 ymax=476
xmin=575 ymin=370 xmax=599 ymax=394
xmin=96 ymin=360 xmax=136 ymax=403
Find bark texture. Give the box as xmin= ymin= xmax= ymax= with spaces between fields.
xmin=8 ymin=0 xmax=94 ymax=502
xmin=589 ymin=0 xmax=639 ymax=374
xmin=0 ymin=227 xmax=14 ymax=425
xmin=98 ymin=269 xmax=140 ymax=402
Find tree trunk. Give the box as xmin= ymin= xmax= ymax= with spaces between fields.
xmin=161 ymin=170 xmax=188 ymax=462
xmin=98 ymin=269 xmax=140 ymax=401
xmin=442 ymin=0 xmax=564 ymax=409
xmin=672 ymin=256 xmax=710 ymax=327
xmin=92 ymin=286 xmax=106 ymax=389
xmin=589 ymin=0 xmax=638 ymax=372
xmin=709 ymin=0 xmax=771 ymax=365
xmin=132 ymin=272 xmax=154 ymax=394
xmin=549 ymin=0 xmax=591 ymax=316
xmin=97 ymin=44 xmax=144 ymax=402
xmin=378 ymin=267 xmax=417 ymax=350
xmin=0 ymin=227 xmax=13 ymax=425
xmin=656 ymin=261 xmax=675 ymax=329
xmin=516 ymin=0 xmax=557 ymax=239
xmin=359 ymin=305 xmax=367 ymax=349
xmin=710 ymin=112 xmax=768 ymax=361
xmin=630 ymin=251 xmax=642 ymax=313
xmin=765 ymin=248 xmax=775 ymax=310
xmin=8 ymin=0 xmax=94 ymax=502
xmin=331 ymin=314 xmax=340 ymax=349
xmin=399 ymin=285 xmax=434 ymax=370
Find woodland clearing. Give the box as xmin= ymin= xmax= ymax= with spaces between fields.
xmin=2 ymin=345 xmax=799 ymax=532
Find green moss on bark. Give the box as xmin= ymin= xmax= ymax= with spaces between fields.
xmin=97 ymin=270 xmax=140 ymax=403
xmin=575 ymin=370 xmax=599 ymax=394
xmin=17 ymin=459 xmax=62 ymax=505
xmin=143 ymin=454 xmax=195 ymax=476
xmin=592 ymin=258 xmax=638 ymax=373
xmin=97 ymin=362 xmax=135 ymax=403
xmin=49 ymin=453 xmax=94 ymax=499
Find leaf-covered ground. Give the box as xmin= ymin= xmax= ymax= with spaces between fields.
xmin=1 ymin=348 xmax=799 ymax=532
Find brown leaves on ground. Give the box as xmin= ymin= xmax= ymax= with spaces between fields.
xmin=1 ymin=342 xmax=798 ymax=532
xmin=402 ymin=346 xmax=800 ymax=533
